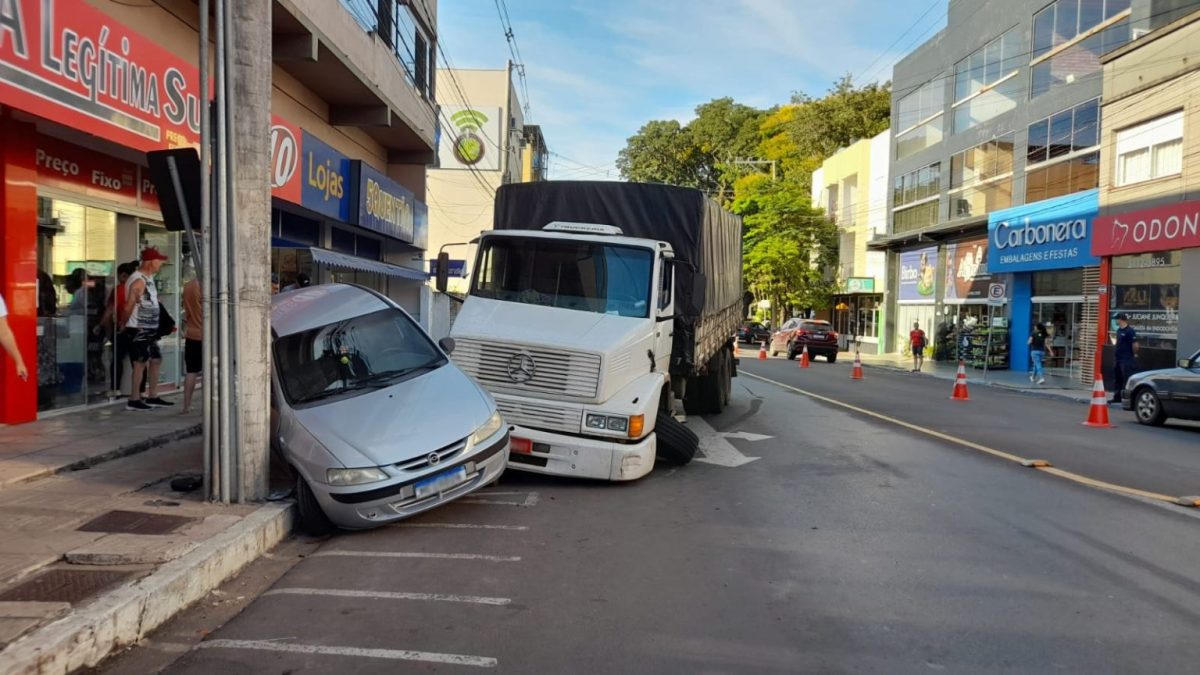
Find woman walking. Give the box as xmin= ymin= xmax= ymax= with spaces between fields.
xmin=1028 ymin=323 xmax=1054 ymax=385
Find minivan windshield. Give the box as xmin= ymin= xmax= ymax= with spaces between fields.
xmin=274 ymin=308 xmax=446 ymax=405
xmin=471 ymin=236 xmax=653 ymax=318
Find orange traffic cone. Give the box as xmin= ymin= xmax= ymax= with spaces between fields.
xmin=851 ymin=348 xmax=864 ymax=380
xmin=799 ymin=345 xmax=810 ymax=368
xmin=1083 ymin=378 xmax=1114 ymax=428
xmin=758 ymin=342 xmax=767 ymax=360
xmin=950 ymin=360 xmax=970 ymax=401
xmin=733 ymin=340 xmax=740 ymax=359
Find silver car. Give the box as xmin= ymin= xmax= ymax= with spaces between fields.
xmin=271 ymin=284 xmax=508 ymax=534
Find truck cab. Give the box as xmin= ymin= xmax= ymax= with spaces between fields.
xmin=449 ymin=222 xmax=678 ymax=481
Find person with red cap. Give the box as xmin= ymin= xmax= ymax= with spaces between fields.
xmin=123 ymin=247 xmax=174 ymax=411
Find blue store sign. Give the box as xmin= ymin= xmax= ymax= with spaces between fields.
xmin=429 ymin=258 xmax=468 ymax=278
xmin=988 ymin=190 xmax=1100 ymax=273
xmin=353 ymin=161 xmax=418 ymax=244
xmin=301 ymin=132 xmax=352 ymax=222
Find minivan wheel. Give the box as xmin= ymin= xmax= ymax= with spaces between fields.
xmin=827 ymin=352 xmax=838 ymax=363
xmin=786 ymin=343 xmax=797 ymax=361
xmin=656 ymin=413 xmax=699 ymax=465
xmin=297 ymin=475 xmax=336 ymax=536
xmin=1134 ymin=387 xmax=1166 ymax=426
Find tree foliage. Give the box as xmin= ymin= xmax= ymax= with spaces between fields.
xmin=615 ymin=77 xmax=890 ymax=321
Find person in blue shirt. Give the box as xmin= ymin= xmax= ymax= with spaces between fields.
xmin=1110 ymin=313 xmax=1139 ymax=404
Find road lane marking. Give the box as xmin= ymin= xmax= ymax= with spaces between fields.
xmin=197 ymin=639 xmax=497 ymax=667
xmin=741 ymin=371 xmax=1179 ymax=505
xmin=313 ymin=550 xmax=521 ymax=562
xmin=265 ymin=588 xmax=511 ymax=606
xmin=690 ymin=417 xmax=761 ymax=467
xmin=394 ymin=522 xmax=529 ymax=530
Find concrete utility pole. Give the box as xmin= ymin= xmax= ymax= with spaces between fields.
xmin=231 ymin=0 xmax=273 ymax=501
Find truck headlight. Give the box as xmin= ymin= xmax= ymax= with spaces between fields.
xmin=326 ymin=467 xmax=389 ymax=486
xmin=585 ymin=414 xmax=645 ymax=438
xmin=469 ymin=410 xmax=504 ymax=447
xmin=586 ymin=413 xmax=608 ymax=430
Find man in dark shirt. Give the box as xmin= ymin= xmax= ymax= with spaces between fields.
xmin=1110 ymin=313 xmax=1139 ymax=404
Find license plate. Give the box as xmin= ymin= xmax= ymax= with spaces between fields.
xmin=815 ymin=333 xmax=826 ymax=338
xmin=414 ymin=466 xmax=468 ymax=499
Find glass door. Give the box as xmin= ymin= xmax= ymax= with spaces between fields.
xmin=1032 ymin=299 xmax=1083 ymax=379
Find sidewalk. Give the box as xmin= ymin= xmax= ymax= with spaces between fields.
xmin=855 ymin=352 xmax=1094 ymax=403
xmin=0 ymin=397 xmax=294 ymax=674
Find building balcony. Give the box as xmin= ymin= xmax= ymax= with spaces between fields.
xmin=272 ymin=0 xmax=438 ymax=162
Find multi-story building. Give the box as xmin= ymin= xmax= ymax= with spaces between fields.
xmin=0 ymin=0 xmax=437 ymax=423
xmin=1093 ymin=8 xmax=1200 ymax=378
xmin=811 ymin=130 xmax=890 ymax=354
xmin=872 ymin=0 xmax=1199 ymax=383
xmin=425 ymin=65 xmax=547 ymax=295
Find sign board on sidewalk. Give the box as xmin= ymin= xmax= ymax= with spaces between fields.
xmin=987 ymin=282 xmax=1006 ymax=306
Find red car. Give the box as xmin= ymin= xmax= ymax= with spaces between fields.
xmin=770 ymin=318 xmax=839 ymax=362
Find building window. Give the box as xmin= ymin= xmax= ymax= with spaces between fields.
xmin=1025 ymin=98 xmax=1101 ymax=203
xmin=896 ymin=77 xmax=946 ymax=159
xmin=1030 ymin=0 xmax=1131 ymax=99
xmin=949 ymin=135 xmax=1014 ymax=218
xmin=952 ymin=27 xmax=1023 ymax=132
xmin=892 ymin=163 xmax=941 ymax=233
xmin=1115 ymin=111 xmax=1185 ymax=187
xmin=826 ymin=185 xmax=839 ymax=223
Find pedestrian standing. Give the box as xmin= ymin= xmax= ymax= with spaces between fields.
xmin=180 ymin=277 xmax=203 ymax=414
xmin=1028 ymin=322 xmax=1054 ymax=385
xmin=909 ymin=321 xmax=927 ymax=372
xmin=1109 ymin=313 xmax=1139 ymax=404
xmin=97 ymin=262 xmax=138 ymax=395
xmin=123 ymin=248 xmax=174 ymax=411
xmin=0 ymin=293 xmax=28 ymax=381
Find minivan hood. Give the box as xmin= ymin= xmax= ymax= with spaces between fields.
xmin=451 ymin=297 xmax=648 ymax=356
xmin=293 ymin=363 xmax=493 ymax=467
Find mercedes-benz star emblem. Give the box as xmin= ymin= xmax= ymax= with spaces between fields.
xmin=506 ymin=353 xmax=536 ymax=383
xmin=427 ymin=452 xmax=441 ymax=466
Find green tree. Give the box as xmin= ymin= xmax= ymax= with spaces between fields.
xmin=615 ymin=120 xmax=703 ymax=189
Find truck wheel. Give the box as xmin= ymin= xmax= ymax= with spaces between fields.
xmin=720 ymin=350 xmax=732 ymax=407
xmin=698 ymin=352 xmax=727 ymax=415
xmin=655 ymin=413 xmax=698 ymax=465
xmin=683 ymin=376 xmax=704 ymax=415
xmin=297 ymin=475 xmax=335 ymax=537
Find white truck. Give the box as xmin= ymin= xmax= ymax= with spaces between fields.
xmin=438 ymin=181 xmax=743 ymax=481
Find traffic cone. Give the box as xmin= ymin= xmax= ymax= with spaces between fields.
xmin=799 ymin=345 xmax=810 ymax=369
xmin=851 ymin=348 xmax=864 ymax=380
xmin=950 ymin=360 xmax=970 ymax=401
xmin=1083 ymin=378 xmax=1114 ymax=428
xmin=733 ymin=340 xmax=740 ymax=359
xmin=758 ymin=341 xmax=767 ymax=360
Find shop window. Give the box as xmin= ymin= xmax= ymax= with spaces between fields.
xmin=357 ymin=236 xmax=382 ymax=261
xmin=1033 ymin=268 xmax=1085 ymax=296
xmin=1115 ymin=111 xmax=1184 ymax=187
xmin=331 ymin=227 xmax=356 ymax=255
xmin=1110 ymin=251 xmax=1180 ymax=354
xmin=893 ymin=201 xmax=939 ymax=234
xmin=277 ymin=211 xmax=320 ymax=246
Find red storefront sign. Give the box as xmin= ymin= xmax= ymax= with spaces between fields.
xmin=0 ymin=0 xmax=202 ymax=152
xmin=271 ymin=114 xmax=302 ymax=205
xmin=35 ymin=134 xmax=138 ymax=206
xmin=1093 ymin=199 xmax=1200 ymax=256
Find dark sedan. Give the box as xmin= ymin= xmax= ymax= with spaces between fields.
xmin=770 ymin=318 xmax=839 ymax=362
xmin=738 ymin=322 xmax=771 ymax=345
xmin=1121 ymin=349 xmax=1200 ymax=426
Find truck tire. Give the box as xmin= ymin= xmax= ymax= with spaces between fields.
xmin=697 ymin=352 xmax=726 ymax=415
xmin=683 ymin=376 xmax=704 ymax=415
xmin=655 ymin=413 xmax=698 ymax=465
xmin=720 ymin=348 xmax=732 ymax=408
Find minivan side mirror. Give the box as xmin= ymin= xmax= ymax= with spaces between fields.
xmin=439 ymin=337 xmax=456 ymax=355
xmin=435 ymin=251 xmax=450 ymax=293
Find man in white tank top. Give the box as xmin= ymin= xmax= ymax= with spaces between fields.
xmin=123 ymin=247 xmax=173 ymax=411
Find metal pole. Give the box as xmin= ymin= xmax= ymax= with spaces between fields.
xmin=984 ymin=305 xmax=993 ymax=382
xmin=224 ymin=0 xmax=245 ymax=503
xmin=215 ymin=0 xmax=232 ymax=504
xmin=198 ymin=0 xmax=213 ymax=501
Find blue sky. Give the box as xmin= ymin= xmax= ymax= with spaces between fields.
xmin=436 ymin=1 xmax=947 ymax=180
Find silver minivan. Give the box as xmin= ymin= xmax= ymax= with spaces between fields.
xmin=270 ymin=284 xmax=508 ymax=534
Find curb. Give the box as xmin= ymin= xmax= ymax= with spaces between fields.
xmin=0 ymin=501 xmax=295 ymax=675
xmin=858 ymin=362 xmax=1092 ymax=405
xmin=0 ymin=424 xmax=202 ymax=490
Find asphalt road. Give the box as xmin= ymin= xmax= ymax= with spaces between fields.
xmin=100 ymin=366 xmax=1200 ymax=674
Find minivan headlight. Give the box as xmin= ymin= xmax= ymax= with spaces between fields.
xmin=326 ymin=467 xmax=389 ymax=486
xmin=469 ymin=410 xmax=504 ymax=447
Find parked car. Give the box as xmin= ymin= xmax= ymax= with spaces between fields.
xmin=770 ymin=318 xmax=839 ymax=362
xmin=738 ymin=321 xmax=771 ymax=345
xmin=270 ymin=284 xmax=509 ymax=534
xmin=1121 ymin=348 xmax=1200 ymax=426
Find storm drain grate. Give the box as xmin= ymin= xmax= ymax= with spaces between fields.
xmin=0 ymin=569 xmax=134 ymax=603
xmin=77 ymin=510 xmax=195 ymax=535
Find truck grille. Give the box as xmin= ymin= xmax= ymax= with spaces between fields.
xmin=495 ymin=399 xmax=582 ymax=435
xmin=454 ymin=340 xmax=601 ymax=399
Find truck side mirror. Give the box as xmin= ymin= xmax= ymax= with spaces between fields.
xmin=435 ymin=251 xmax=450 ymax=293
xmin=439 ymin=337 xmax=456 ymax=355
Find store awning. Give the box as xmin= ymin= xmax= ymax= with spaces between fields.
xmin=309 ymin=247 xmax=428 ymax=282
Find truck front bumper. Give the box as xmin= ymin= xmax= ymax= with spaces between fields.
xmin=507 ymin=426 xmax=656 ymax=481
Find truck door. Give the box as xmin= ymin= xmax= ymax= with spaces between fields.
xmin=654 ymin=257 xmax=675 ymax=373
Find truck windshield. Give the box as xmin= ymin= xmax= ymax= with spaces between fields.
xmin=273 ymin=308 xmax=446 ymax=405
xmin=471 ymin=237 xmax=653 ymax=318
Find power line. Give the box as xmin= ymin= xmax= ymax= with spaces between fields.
xmin=493 ymin=0 xmax=531 ymax=116
xmin=853 ymin=0 xmax=946 ymax=85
